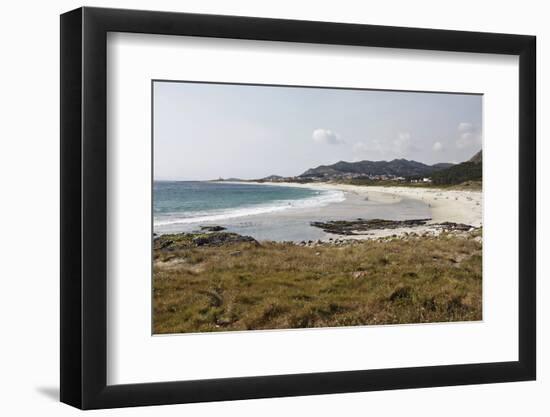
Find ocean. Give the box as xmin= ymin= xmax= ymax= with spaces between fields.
xmin=153 ymin=181 xmax=431 ymax=242
xmin=154 ymin=181 xmax=344 ymax=231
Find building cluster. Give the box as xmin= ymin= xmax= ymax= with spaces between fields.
xmin=260 ymin=173 xmax=433 ymax=183
xmin=299 ymin=173 xmax=408 ymax=182
xmin=409 ymin=177 xmax=433 ymax=183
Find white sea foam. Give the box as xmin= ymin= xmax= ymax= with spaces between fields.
xmin=154 ymin=189 xmax=345 ymax=227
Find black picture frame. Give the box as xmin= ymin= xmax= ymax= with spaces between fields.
xmin=60 ymin=6 xmax=536 ymax=410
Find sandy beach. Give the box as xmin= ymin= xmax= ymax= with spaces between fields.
xmin=239 ymin=181 xmax=483 ymax=240
xmin=155 ymin=181 xmax=482 ymax=241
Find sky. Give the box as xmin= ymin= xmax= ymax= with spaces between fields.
xmin=153 ymin=81 xmax=482 ymax=180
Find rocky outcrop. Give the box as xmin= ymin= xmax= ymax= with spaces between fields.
xmin=154 ymin=231 xmax=258 ymax=250
xmin=310 ymin=218 xmax=432 ymax=235
xmin=192 ymin=232 xmax=257 ymax=247
xmin=200 ymin=225 xmax=226 ymax=232
xmin=310 ymin=218 xmax=475 ymax=236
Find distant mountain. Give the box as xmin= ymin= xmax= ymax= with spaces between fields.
xmin=300 ymin=158 xmax=453 ymax=179
xmin=432 ymin=162 xmax=455 ymax=170
xmin=431 ymin=150 xmax=482 ymax=185
xmin=261 ymin=175 xmax=284 ymax=181
xmin=468 ymin=150 xmax=482 ymax=164
xmin=216 ymin=177 xmax=246 ymax=182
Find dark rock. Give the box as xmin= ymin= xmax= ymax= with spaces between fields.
xmin=435 ymin=222 xmax=474 ymax=231
xmin=192 ymin=232 xmax=258 ymax=247
xmin=310 ymin=218 xmax=477 ymax=236
xmin=200 ymin=225 xmax=226 ymax=232
xmin=154 ymin=231 xmax=258 ymax=250
xmin=310 ymin=218 xmax=432 ymax=235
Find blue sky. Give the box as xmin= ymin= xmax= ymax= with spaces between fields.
xmin=153 ymin=81 xmax=482 ymax=180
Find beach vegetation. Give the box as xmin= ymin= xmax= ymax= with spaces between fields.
xmin=153 ymin=231 xmax=482 ymax=333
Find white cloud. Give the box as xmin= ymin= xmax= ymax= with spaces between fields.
xmin=433 ymin=141 xmax=443 ymax=152
xmin=458 ymin=122 xmax=474 ymax=133
xmin=312 ymin=128 xmax=344 ymax=145
xmin=353 ymin=131 xmax=419 ymax=160
xmin=393 ymin=132 xmax=413 ymax=154
xmin=455 ymin=122 xmax=481 ymax=149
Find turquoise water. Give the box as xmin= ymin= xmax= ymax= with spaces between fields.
xmin=154 ymin=181 xmax=343 ymax=228
xmin=153 ymin=181 xmax=430 ymax=241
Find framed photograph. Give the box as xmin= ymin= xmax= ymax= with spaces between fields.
xmin=60 ymin=7 xmax=536 ymax=409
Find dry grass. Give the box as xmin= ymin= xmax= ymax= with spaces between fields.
xmin=153 ymin=231 xmax=482 ymax=334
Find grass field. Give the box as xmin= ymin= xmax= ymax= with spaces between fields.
xmin=153 ymin=230 xmax=482 ymax=334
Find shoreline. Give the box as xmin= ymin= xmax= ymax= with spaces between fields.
xmin=155 ymin=181 xmax=482 ymax=241
xmin=226 ymin=181 xmax=483 ymax=240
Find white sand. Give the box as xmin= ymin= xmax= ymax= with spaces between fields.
xmin=251 ymin=182 xmax=482 ymax=239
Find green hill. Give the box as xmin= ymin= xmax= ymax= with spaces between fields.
xmin=300 ymin=158 xmax=453 ymax=179
xmin=431 ymin=151 xmax=482 ymax=185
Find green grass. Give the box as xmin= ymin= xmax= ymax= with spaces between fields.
xmin=153 ymin=230 xmax=482 ymax=334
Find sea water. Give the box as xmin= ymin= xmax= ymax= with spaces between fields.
xmin=153 ymin=181 xmax=430 ymax=241
xmin=154 ymin=181 xmax=344 ymax=234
